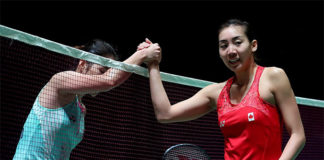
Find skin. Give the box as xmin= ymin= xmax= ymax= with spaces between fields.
xmin=146 ymin=25 xmax=305 ymax=159
xmin=39 ymin=42 xmax=161 ymax=110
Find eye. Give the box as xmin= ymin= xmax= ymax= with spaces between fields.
xmin=99 ymin=67 xmax=108 ymax=74
xmin=235 ymin=41 xmax=242 ymax=46
xmin=219 ymin=44 xmax=228 ymax=49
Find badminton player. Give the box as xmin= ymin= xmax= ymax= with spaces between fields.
xmin=144 ymin=19 xmax=305 ymax=160
xmin=13 ymin=39 xmax=161 ymax=159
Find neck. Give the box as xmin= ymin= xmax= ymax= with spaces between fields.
xmin=234 ymin=63 xmax=257 ymax=86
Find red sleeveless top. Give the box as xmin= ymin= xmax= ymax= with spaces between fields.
xmin=217 ymin=66 xmax=283 ymax=160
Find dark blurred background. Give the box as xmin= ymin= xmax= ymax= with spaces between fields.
xmin=1 ymin=0 xmax=323 ymax=100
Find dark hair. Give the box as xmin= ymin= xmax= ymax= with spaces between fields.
xmin=70 ymin=39 xmax=118 ymax=71
xmin=81 ymin=39 xmax=119 ymax=61
xmin=218 ymin=19 xmax=256 ymax=42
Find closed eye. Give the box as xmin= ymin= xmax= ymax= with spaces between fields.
xmin=99 ymin=67 xmax=109 ymax=74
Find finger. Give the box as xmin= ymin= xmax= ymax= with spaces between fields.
xmin=137 ymin=42 xmax=150 ymax=50
xmin=145 ymin=38 xmax=153 ymax=44
xmin=153 ymin=43 xmax=161 ymax=49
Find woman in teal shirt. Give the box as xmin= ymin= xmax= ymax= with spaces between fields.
xmin=13 ymin=39 xmax=161 ymax=159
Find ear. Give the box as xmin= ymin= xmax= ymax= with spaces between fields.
xmin=78 ymin=59 xmax=87 ymax=66
xmin=76 ymin=60 xmax=88 ymax=73
xmin=251 ymin=40 xmax=258 ymax=52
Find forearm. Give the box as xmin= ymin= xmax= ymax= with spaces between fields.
xmin=148 ymin=63 xmax=172 ymax=121
xmin=102 ymin=50 xmax=146 ymax=88
xmin=279 ymin=132 xmax=306 ymax=160
xmin=123 ymin=50 xmax=146 ymax=65
xmin=102 ymin=42 xmax=161 ymax=89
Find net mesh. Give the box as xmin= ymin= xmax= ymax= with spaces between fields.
xmin=1 ymin=33 xmax=323 ymax=159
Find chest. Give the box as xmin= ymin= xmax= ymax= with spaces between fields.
xmin=218 ymin=105 xmax=281 ymax=138
xmin=229 ymin=76 xmax=275 ymax=106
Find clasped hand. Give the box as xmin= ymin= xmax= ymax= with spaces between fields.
xmin=137 ymin=38 xmax=162 ymax=65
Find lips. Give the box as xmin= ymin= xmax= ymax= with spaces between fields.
xmin=229 ymin=58 xmax=240 ymax=64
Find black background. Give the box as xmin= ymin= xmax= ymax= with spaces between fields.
xmin=1 ymin=0 xmax=323 ymax=100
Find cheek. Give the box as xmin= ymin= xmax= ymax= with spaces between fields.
xmin=239 ymin=43 xmax=251 ymax=54
xmin=219 ymin=51 xmax=227 ymax=60
xmin=93 ymin=70 xmax=102 ymax=75
xmin=239 ymin=49 xmax=251 ymax=59
xmin=86 ymin=68 xmax=100 ymax=75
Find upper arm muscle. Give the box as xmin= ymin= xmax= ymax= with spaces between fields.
xmin=268 ymin=67 xmax=303 ymax=134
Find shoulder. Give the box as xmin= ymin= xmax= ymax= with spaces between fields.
xmin=263 ymin=66 xmax=288 ymax=80
xmin=47 ymin=71 xmax=76 ymax=90
xmin=263 ymin=66 xmax=285 ymax=74
xmin=206 ymin=81 xmax=227 ymax=109
xmin=199 ymin=81 xmax=227 ymax=105
xmin=263 ymin=66 xmax=291 ymax=91
xmin=52 ymin=71 xmax=76 ymax=78
xmin=50 ymin=71 xmax=76 ymax=82
xmin=202 ymin=81 xmax=227 ymax=94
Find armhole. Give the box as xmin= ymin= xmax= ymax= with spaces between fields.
xmin=257 ymin=67 xmax=277 ymax=107
xmin=216 ymin=78 xmax=232 ymax=111
xmin=35 ymin=83 xmax=75 ymax=111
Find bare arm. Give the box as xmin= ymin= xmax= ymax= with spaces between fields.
xmin=148 ymin=62 xmax=217 ymax=123
xmin=268 ymin=67 xmax=306 ymax=160
xmin=50 ymin=44 xmax=161 ymax=95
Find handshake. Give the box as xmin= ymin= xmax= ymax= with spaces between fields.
xmin=136 ymin=38 xmax=162 ymax=66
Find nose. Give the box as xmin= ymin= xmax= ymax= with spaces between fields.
xmin=227 ymin=45 xmax=237 ymax=58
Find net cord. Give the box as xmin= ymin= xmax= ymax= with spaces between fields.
xmin=0 ymin=24 xmax=323 ymax=108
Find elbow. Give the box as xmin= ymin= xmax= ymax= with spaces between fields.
xmin=156 ymin=113 xmax=173 ymax=124
xmin=299 ymin=129 xmax=306 ymax=144
xmin=105 ymin=79 xmax=120 ymax=88
xmin=301 ymin=134 xmax=306 ymax=146
xmin=156 ymin=115 xmax=169 ymax=124
xmin=295 ymin=131 xmax=306 ymax=148
xmin=298 ymin=134 xmax=306 ymax=152
xmin=152 ymin=103 xmax=173 ymax=123
xmin=108 ymin=80 xmax=118 ymax=88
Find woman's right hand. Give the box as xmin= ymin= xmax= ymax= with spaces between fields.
xmin=137 ymin=38 xmax=152 ymax=51
xmin=143 ymin=43 xmax=162 ymax=64
xmin=138 ymin=38 xmax=161 ymax=65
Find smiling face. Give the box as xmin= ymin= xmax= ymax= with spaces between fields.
xmin=218 ymin=25 xmax=257 ymax=72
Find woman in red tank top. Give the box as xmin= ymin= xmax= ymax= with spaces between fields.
xmin=144 ymin=19 xmax=305 ymax=159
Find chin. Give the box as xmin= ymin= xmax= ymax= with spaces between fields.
xmin=227 ymin=63 xmax=241 ymax=72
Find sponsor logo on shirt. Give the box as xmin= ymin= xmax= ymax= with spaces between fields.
xmin=248 ymin=112 xmax=255 ymax=122
xmin=220 ymin=120 xmax=225 ymax=128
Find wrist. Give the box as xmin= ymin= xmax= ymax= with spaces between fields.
xmin=148 ymin=61 xmax=160 ymax=70
xmin=136 ymin=50 xmax=147 ymax=62
xmin=125 ymin=50 xmax=146 ymax=65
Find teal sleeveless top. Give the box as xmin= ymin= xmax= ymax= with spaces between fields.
xmin=13 ymin=93 xmax=85 ymax=160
